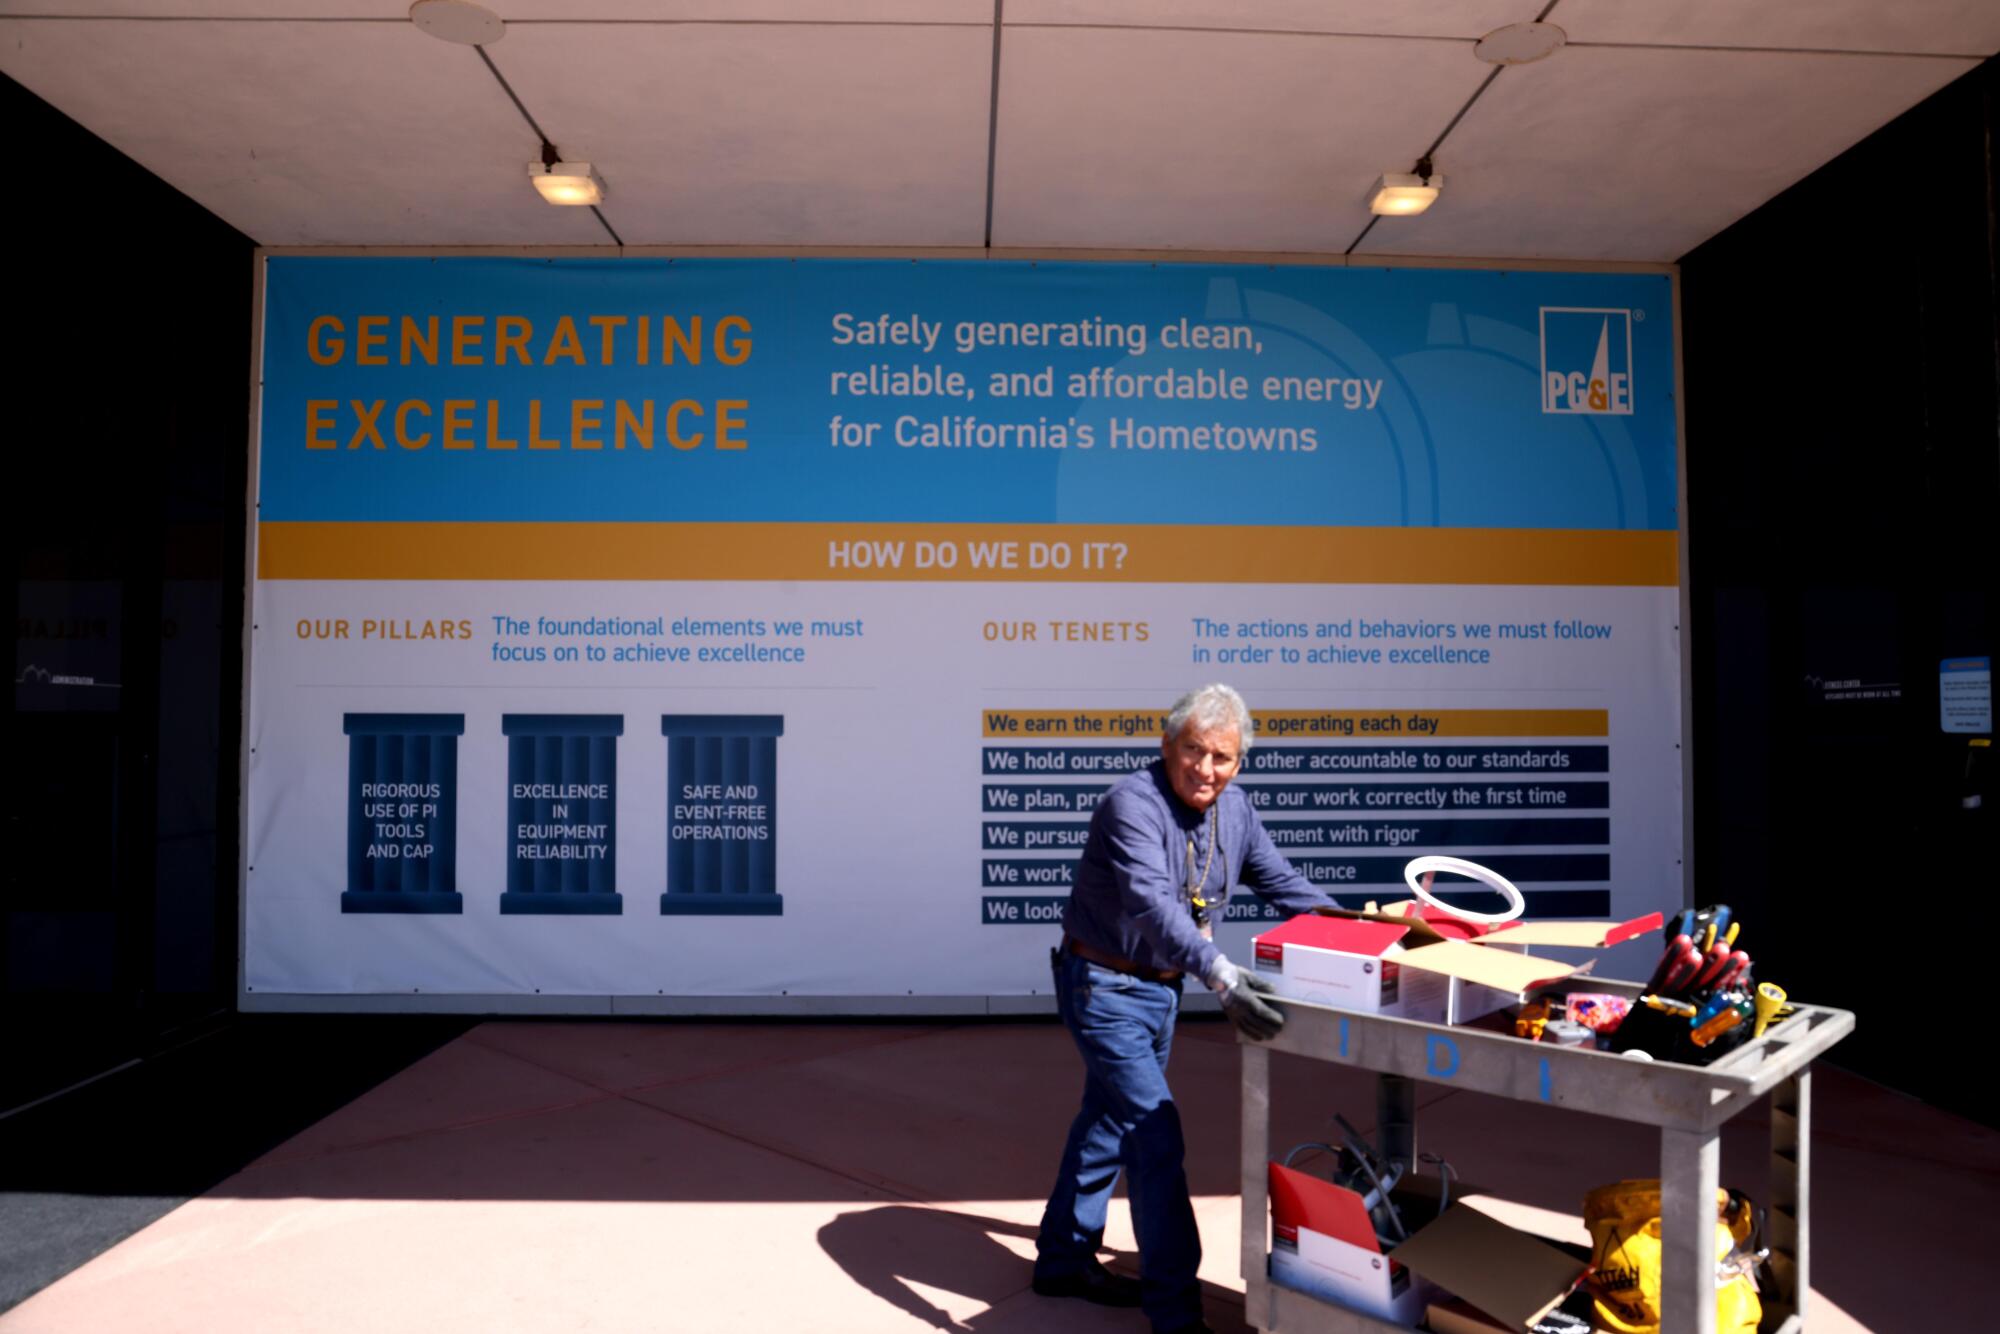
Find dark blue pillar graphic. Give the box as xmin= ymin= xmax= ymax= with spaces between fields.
xmin=660 ymin=715 xmax=783 ymax=916
xmin=343 ymin=714 xmax=463 ymax=914
xmin=501 ymin=714 xmax=623 ymax=915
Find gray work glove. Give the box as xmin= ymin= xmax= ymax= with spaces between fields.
xmin=1208 ymin=956 xmax=1285 ymax=1041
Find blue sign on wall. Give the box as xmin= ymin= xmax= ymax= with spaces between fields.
xmin=501 ymin=714 xmax=623 ymax=915
xmin=260 ymin=258 xmax=1678 ymax=533
xmin=343 ymin=714 xmax=463 ymax=913
xmin=661 ymin=715 xmax=784 ymax=916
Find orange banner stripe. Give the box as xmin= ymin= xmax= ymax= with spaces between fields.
xmin=257 ymin=522 xmax=1676 ymax=586
xmin=983 ymin=710 xmax=1608 ymax=739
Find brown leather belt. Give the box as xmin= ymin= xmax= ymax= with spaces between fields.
xmin=1064 ymin=933 xmax=1182 ymax=983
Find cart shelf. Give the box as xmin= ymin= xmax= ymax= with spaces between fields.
xmin=1237 ymin=978 xmax=1853 ymax=1334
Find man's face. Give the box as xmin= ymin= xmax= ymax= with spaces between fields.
xmin=1163 ymin=721 xmax=1242 ymax=812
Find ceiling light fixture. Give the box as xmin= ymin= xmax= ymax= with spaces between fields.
xmin=530 ymin=155 xmax=607 ymax=207
xmin=1369 ymin=156 xmax=1442 ymax=216
xmin=1474 ymin=21 xmax=1566 ymax=66
xmin=409 ymin=0 xmax=505 ymax=46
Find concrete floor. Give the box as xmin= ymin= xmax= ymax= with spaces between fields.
xmin=2 ymin=1015 xmax=1989 ymax=1333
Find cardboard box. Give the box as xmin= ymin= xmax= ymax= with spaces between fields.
xmin=1424 ymin=1297 xmax=1519 ymax=1334
xmin=1267 ymin=1161 xmax=1434 ymax=1324
xmin=1269 ymin=1163 xmax=1590 ymax=1331
xmin=1425 ymin=1296 xmax=1591 ymax=1334
xmin=1439 ymin=962 xmax=1534 ymax=1026
xmin=1253 ymin=904 xmax=1662 ymax=1024
xmin=1389 ymin=1200 xmax=1589 ymax=1332
xmin=1251 ymin=916 xmax=1448 ymax=1021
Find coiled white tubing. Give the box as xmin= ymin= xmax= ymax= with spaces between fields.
xmin=1402 ymin=855 xmax=1526 ymax=924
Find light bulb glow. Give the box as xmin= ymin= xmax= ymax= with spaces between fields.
xmin=529 ymin=162 xmax=605 ymax=206
xmin=1368 ymin=173 xmax=1442 ymax=216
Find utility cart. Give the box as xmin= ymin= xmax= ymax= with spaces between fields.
xmin=1238 ymin=976 xmax=1855 ymax=1334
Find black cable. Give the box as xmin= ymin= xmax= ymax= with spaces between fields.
xmin=476 ymin=45 xmax=553 ymax=146
xmin=982 ymin=0 xmax=1005 ymax=250
xmin=1346 ymin=0 xmax=1563 ymax=255
xmin=1419 ymin=1150 xmax=1456 ymax=1214
xmin=1332 ymin=1114 xmax=1406 ymax=1241
xmin=475 ymin=46 xmax=622 ymax=248
xmin=591 ymin=205 xmax=625 ymax=247
xmin=1282 ymin=1140 xmax=1339 ymax=1167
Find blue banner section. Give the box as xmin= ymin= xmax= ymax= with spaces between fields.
xmin=1247 ymin=780 xmax=1607 ymax=811
xmin=1239 ymin=745 xmax=1610 ymax=775
xmin=979 ymin=783 xmax=1112 ymax=815
xmin=345 ymin=714 xmax=467 ymax=737
xmin=658 ymin=714 xmax=787 ymax=737
xmin=342 ymin=713 xmax=463 ymax=914
xmin=982 ymin=821 xmax=1092 ymax=851
xmin=981 ymin=896 xmax=1071 ymax=926
xmin=501 ymin=714 xmax=626 ymax=738
xmin=983 ymin=859 xmax=1075 ymax=888
xmin=1290 ymin=853 xmax=1608 ymax=886
xmin=980 ymin=889 xmax=1611 ymax=924
xmin=981 ymin=745 xmax=1610 ymax=774
xmin=1262 ymin=817 xmax=1609 ymax=847
xmin=981 ymin=746 xmax=1159 ymax=775
xmin=260 ymin=257 xmax=1677 ymax=529
xmin=982 ymin=779 xmax=1608 ymax=812
xmin=661 ymin=714 xmax=784 ymax=917
xmin=500 ymin=714 xmax=622 ymax=915
xmin=979 ymin=852 xmax=1606 ymax=889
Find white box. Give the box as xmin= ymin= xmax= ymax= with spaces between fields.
xmin=1251 ymin=915 xmax=1448 ymax=1022
xmin=1442 ymin=970 xmax=1524 ymax=1026
xmin=1268 ymin=1161 xmax=1432 ymax=1325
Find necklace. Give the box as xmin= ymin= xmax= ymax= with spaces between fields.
xmin=1185 ymin=803 xmax=1218 ymax=911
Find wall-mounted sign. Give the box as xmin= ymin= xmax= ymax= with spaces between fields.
xmin=1941 ymin=657 xmax=1992 ymax=733
xmin=244 ymin=257 xmax=1682 ymax=1003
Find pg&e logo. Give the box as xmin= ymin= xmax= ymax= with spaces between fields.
xmin=1540 ymin=307 xmax=1634 ymax=415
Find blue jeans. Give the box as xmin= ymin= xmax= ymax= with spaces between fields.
xmin=1035 ymin=946 xmax=1203 ymax=1331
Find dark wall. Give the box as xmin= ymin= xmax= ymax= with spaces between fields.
xmin=1681 ymin=58 xmax=1998 ymax=1119
xmin=3 ymin=74 xmax=253 ymax=1107
xmin=5 ymin=55 xmax=1993 ymax=1117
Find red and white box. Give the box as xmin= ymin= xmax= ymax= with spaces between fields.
xmin=1251 ymin=915 xmax=1449 ymax=1022
xmin=1250 ymin=903 xmax=1658 ymax=1025
xmin=1268 ymin=1161 xmax=1433 ymax=1324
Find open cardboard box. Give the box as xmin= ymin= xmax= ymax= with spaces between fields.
xmin=1425 ymin=1295 xmax=1592 ymax=1334
xmin=1390 ymin=1203 xmax=1593 ymax=1332
xmin=1253 ymin=904 xmax=1660 ymax=1024
xmin=1269 ymin=1161 xmax=1590 ymax=1330
xmin=1268 ymin=1160 xmax=1441 ymax=1323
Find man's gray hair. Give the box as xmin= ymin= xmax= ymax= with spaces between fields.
xmin=1164 ymin=683 xmax=1254 ymax=750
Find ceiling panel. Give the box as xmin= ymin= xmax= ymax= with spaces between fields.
xmin=0 ymin=2 xmax=408 ymax=16
xmin=0 ymin=17 xmax=607 ymax=245
xmin=1353 ymin=46 xmax=1983 ymax=261
xmin=0 ymin=2 xmax=1989 ymax=258
xmin=494 ymin=1 xmax=990 ymax=19
xmin=494 ymin=22 xmax=994 ymax=246
xmin=0 ymin=2 xmax=990 ymax=19
xmin=493 ymin=1 xmax=992 ymax=18
xmin=1555 ymin=0 xmax=2000 ymax=58
xmin=992 ymin=26 xmax=1490 ymax=252
xmin=1008 ymin=0 xmax=1538 ymax=40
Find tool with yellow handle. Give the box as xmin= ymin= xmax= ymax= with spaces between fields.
xmin=1753 ymin=982 xmax=1792 ymax=1038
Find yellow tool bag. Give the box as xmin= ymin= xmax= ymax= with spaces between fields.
xmin=1581 ymin=1180 xmax=1762 ymax=1334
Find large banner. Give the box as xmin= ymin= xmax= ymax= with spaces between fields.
xmin=246 ymin=256 xmax=1681 ymax=1003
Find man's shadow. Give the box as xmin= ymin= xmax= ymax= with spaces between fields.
xmin=819 ymin=1205 xmax=1251 ymax=1333
xmin=817 ymin=1205 xmax=1115 ymax=1332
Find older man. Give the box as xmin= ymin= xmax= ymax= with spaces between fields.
xmin=1032 ymin=684 xmax=1335 ymax=1334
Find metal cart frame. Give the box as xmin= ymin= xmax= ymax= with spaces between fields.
xmin=1238 ymin=976 xmax=1854 ymax=1334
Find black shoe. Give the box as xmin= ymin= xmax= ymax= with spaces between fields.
xmin=1030 ymin=1259 xmax=1143 ymax=1308
xmin=1153 ymin=1325 xmax=1213 ymax=1334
